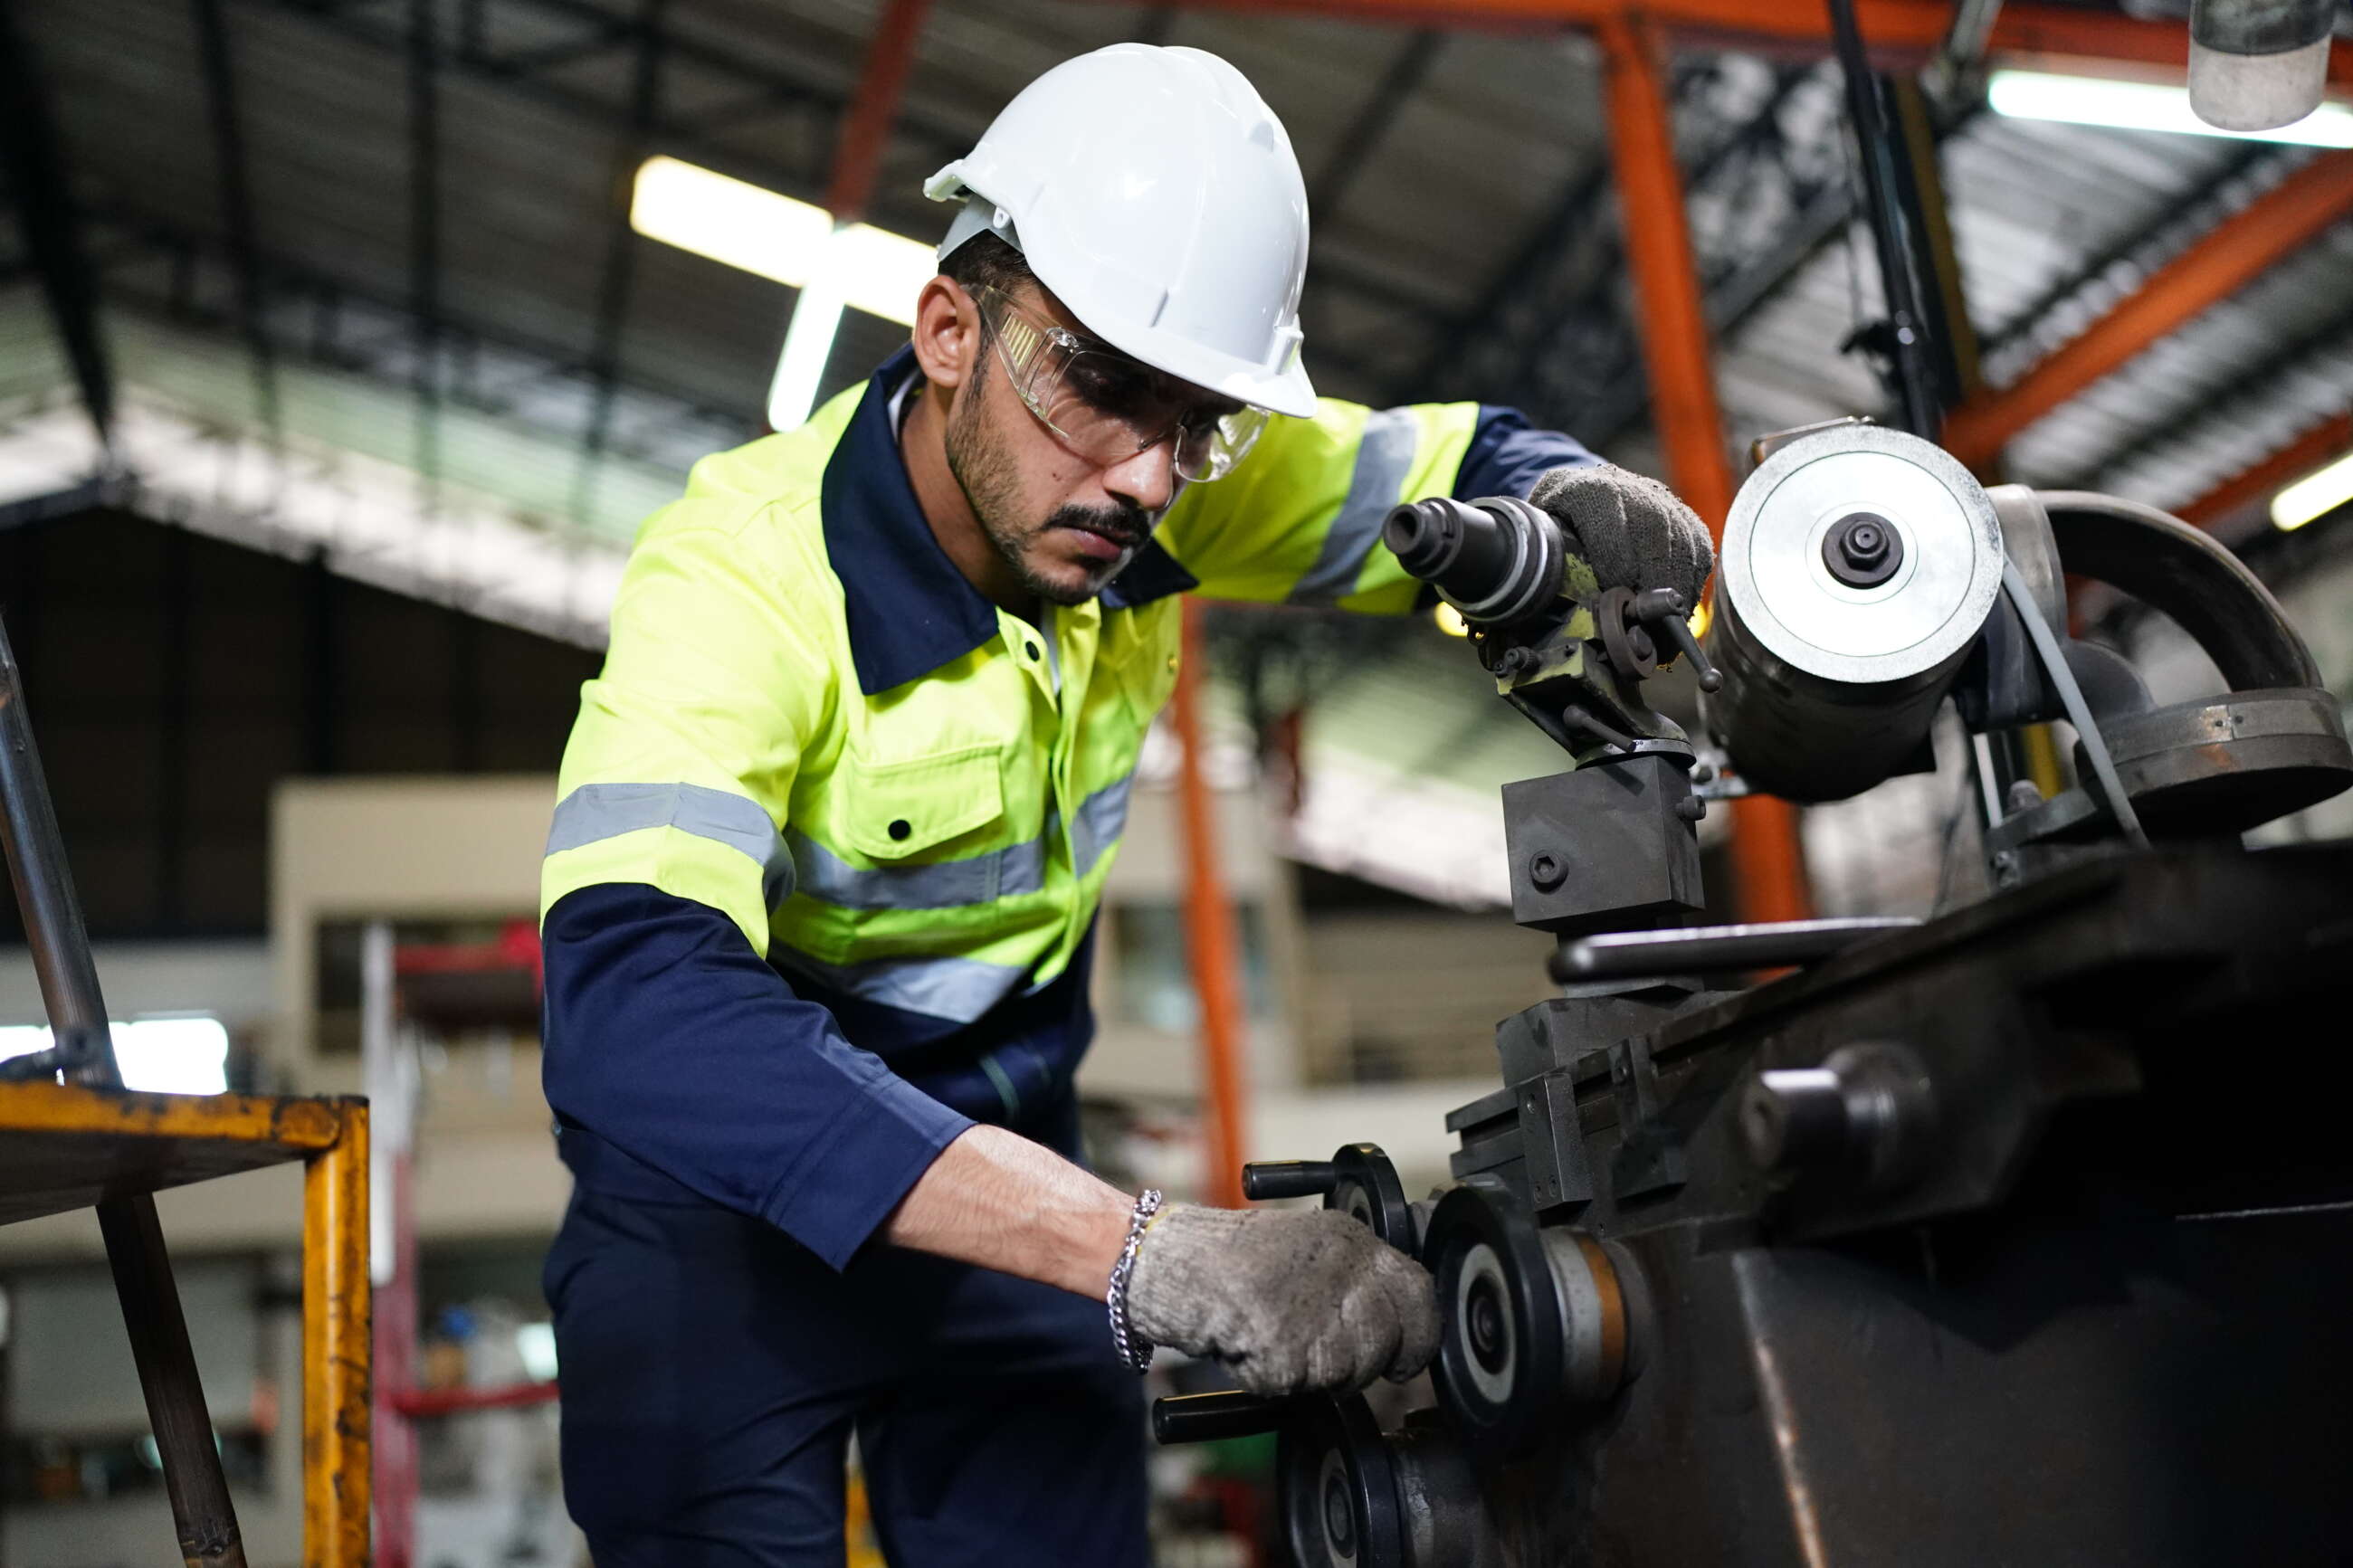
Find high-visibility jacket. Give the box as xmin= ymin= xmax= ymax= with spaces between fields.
xmin=539 ymin=347 xmax=1589 ymax=1266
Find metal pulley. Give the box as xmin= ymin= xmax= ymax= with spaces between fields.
xmin=1704 ymin=423 xmax=2006 ymax=801
xmin=1157 ymin=1390 xmax=1500 ymax=1566
xmin=1280 ymin=1397 xmax=1500 ymax=1568
xmin=1425 ymin=1183 xmax=1636 ymax=1458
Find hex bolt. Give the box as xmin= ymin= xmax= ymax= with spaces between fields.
xmin=1821 ymin=511 xmax=1905 ymax=589
xmin=1527 ymin=852 xmax=1567 ymax=892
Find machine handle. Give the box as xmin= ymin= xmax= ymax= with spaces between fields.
xmin=1152 ymin=1391 xmax=1295 ymax=1445
xmin=1241 ymin=1160 xmax=1338 ymax=1201
xmin=1631 ymin=587 xmax=1723 ymax=693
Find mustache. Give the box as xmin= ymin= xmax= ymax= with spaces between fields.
xmin=1046 ymin=504 xmax=1152 ymax=552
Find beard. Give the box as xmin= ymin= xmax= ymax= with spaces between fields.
xmin=945 ymin=366 xmax=1153 ymax=607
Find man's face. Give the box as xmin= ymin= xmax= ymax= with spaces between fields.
xmin=943 ymin=284 xmax=1236 ymax=607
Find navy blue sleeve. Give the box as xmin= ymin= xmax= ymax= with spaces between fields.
xmin=1453 ymin=405 xmax=1599 ymax=500
xmin=540 ymin=882 xmax=973 ymax=1269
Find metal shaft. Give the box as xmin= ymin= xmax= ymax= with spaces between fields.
xmin=0 ymin=611 xmax=248 ymax=1566
xmin=0 ymin=610 xmax=117 ymax=1087
xmin=1825 ymin=0 xmax=1944 ymax=439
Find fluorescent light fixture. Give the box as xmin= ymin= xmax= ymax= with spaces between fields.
xmin=2272 ymin=447 xmax=2353 ymax=530
xmin=1987 ymin=69 xmax=2353 ymax=147
xmin=630 ymin=157 xmax=938 ymax=325
xmin=0 ymin=1015 xmax=230 ymax=1095
xmin=767 ymin=269 xmax=846 ymax=432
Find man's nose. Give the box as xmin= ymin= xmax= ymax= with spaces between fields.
xmin=1102 ymin=438 xmax=1177 ymax=516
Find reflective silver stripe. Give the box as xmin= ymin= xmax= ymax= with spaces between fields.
xmin=786 ymin=828 xmax=1047 ymax=911
xmin=1072 ymin=771 xmax=1136 ymax=878
xmin=547 ymin=783 xmax=795 ymax=908
xmin=1290 ymin=406 xmax=1420 ymax=606
xmin=773 ymin=947 xmax=1027 ymax=1023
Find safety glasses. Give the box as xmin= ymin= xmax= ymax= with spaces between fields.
xmin=976 ymin=286 xmax=1271 ymax=482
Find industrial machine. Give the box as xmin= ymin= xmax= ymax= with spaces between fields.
xmin=1154 ymin=418 xmax=2353 ymax=1567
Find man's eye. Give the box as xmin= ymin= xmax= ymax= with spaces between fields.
xmin=1068 ymin=360 xmax=1158 ymax=415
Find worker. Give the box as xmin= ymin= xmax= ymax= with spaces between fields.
xmin=538 ymin=41 xmax=1712 ymax=1568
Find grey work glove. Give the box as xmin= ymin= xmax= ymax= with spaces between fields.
xmin=1529 ymin=461 xmax=1715 ymax=611
xmin=1125 ymin=1204 xmax=1439 ymax=1396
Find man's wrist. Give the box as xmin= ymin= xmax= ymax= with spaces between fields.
xmin=1061 ymin=1187 xmax=1135 ymax=1296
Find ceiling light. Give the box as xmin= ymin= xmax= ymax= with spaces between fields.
xmin=1987 ymin=69 xmax=2353 ymax=147
xmin=629 ymin=157 xmax=938 ymax=326
xmin=2272 ymin=447 xmax=2353 ymax=530
xmin=767 ymin=276 xmax=845 ymax=432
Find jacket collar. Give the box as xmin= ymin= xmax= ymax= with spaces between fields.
xmin=822 ymin=347 xmax=1004 ymax=697
xmin=822 ymin=347 xmax=1196 ymax=696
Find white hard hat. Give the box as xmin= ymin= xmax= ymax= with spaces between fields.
xmin=925 ymin=43 xmax=1317 ymax=419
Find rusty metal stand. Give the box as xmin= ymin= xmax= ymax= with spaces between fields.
xmin=0 ymin=607 xmax=372 ymax=1566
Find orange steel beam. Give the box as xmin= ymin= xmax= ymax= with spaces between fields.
xmin=1172 ymin=601 xmax=1252 ymax=1208
xmin=1106 ymin=0 xmax=2353 ymax=89
xmin=1601 ymin=15 xmax=1810 ymax=925
xmin=824 ymin=0 xmax=934 ymax=223
xmin=1944 ymin=154 xmax=2353 ymax=468
xmin=2177 ymin=413 xmax=2353 ymax=530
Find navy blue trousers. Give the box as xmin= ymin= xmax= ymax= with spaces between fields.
xmin=543 ymin=1136 xmax=1150 ymax=1566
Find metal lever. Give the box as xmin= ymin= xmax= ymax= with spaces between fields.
xmin=1241 ymin=1160 xmax=1338 ymax=1202
xmin=1152 ymin=1390 xmax=1296 ymax=1445
xmin=1631 ymin=588 xmax=1723 ymax=693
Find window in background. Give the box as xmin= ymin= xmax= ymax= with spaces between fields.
xmin=1108 ymin=902 xmax=1277 ymax=1031
xmin=0 ymin=1015 xmax=231 ymax=1095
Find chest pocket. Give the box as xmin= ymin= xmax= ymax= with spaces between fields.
xmin=810 ymin=744 xmax=1022 ymax=910
xmin=1109 ymin=601 xmax=1183 ymax=725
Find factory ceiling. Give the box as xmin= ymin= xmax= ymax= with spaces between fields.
xmin=1 ymin=0 xmax=2349 ymax=898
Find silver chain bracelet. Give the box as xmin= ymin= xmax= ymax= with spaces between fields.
xmin=1106 ymin=1188 xmax=1163 ymax=1373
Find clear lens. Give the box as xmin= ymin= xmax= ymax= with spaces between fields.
xmin=1174 ymin=405 xmax=1270 ymax=482
xmin=981 ymin=287 xmax=1267 ymax=482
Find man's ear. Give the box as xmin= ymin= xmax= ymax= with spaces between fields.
xmin=910 ymin=276 xmax=978 ymax=391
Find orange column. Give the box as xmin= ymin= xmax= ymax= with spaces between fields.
xmin=1172 ymin=602 xmax=1250 ymax=1207
xmin=1598 ymin=15 xmax=1811 ymax=924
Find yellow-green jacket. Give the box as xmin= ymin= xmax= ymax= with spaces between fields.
xmin=538 ymin=346 xmax=1590 ymax=1265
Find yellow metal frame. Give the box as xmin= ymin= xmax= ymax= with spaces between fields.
xmin=0 ymin=1083 xmax=371 ymax=1567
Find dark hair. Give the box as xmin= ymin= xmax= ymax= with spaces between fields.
xmin=940 ymin=232 xmax=1036 ymax=304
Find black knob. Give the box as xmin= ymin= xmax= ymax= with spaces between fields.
xmin=1243 ymin=1159 xmax=1338 ymax=1202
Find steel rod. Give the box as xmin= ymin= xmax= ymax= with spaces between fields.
xmin=1553 ymin=917 xmax=1920 ymax=982
xmin=1825 ymin=0 xmax=1943 ymax=438
xmin=0 ymin=612 xmax=117 ymax=1087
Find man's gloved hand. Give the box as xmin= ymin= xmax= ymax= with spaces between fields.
xmin=1529 ymin=462 xmax=1715 ymax=611
xmin=1125 ymin=1205 xmax=1438 ymax=1396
